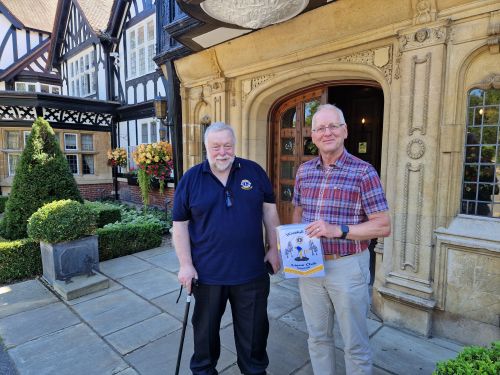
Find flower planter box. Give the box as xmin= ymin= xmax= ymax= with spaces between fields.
xmin=40 ymin=235 xmax=99 ymax=284
xmin=127 ymin=175 xmax=139 ymax=186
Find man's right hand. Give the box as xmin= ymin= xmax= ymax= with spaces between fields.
xmin=178 ymin=264 xmax=198 ymax=293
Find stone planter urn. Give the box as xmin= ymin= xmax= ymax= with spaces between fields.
xmin=40 ymin=235 xmax=99 ymax=284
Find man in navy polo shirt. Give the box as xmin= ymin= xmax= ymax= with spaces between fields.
xmin=172 ymin=122 xmax=280 ymax=375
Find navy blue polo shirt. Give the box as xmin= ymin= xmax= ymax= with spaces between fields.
xmin=172 ymin=157 xmax=275 ymax=285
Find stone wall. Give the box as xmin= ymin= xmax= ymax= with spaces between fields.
xmin=170 ymin=0 xmax=500 ymax=345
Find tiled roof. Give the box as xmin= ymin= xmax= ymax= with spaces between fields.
xmin=0 ymin=0 xmax=58 ymax=33
xmin=77 ymin=0 xmax=115 ymax=33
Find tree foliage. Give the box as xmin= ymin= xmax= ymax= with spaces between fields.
xmin=2 ymin=117 xmax=82 ymax=239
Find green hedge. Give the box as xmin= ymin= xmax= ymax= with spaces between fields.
xmin=0 ymin=239 xmax=42 ymax=284
xmin=85 ymin=201 xmax=121 ymax=228
xmin=97 ymin=222 xmax=162 ymax=261
xmin=27 ymin=200 xmax=96 ymax=243
xmin=434 ymin=341 xmax=500 ymax=375
xmin=0 ymin=196 xmax=8 ymax=213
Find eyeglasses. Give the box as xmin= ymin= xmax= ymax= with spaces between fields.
xmin=312 ymin=123 xmax=345 ymax=134
xmin=225 ymin=189 xmax=233 ymax=208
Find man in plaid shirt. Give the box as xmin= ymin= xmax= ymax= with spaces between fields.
xmin=292 ymin=104 xmax=391 ymax=375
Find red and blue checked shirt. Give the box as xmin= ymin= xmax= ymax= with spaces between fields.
xmin=293 ymin=150 xmax=389 ymax=259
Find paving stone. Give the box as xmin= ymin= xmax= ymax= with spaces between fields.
xmin=106 ymin=313 xmax=182 ymax=355
xmin=220 ymin=319 xmax=309 ymax=374
xmin=125 ymin=328 xmax=237 ymax=375
xmin=276 ymin=277 xmax=300 ymax=292
xmin=0 ymin=339 xmax=17 ymax=375
xmin=133 ymin=247 xmax=168 ymax=260
xmin=65 ymin=279 xmax=123 ymax=306
xmin=279 ymin=306 xmax=307 ymax=334
xmin=152 ymin=291 xmax=233 ymax=328
xmin=115 ymin=368 xmax=139 ymax=375
xmin=0 ymin=302 xmax=79 ymax=348
xmin=267 ymin=284 xmax=302 ymax=319
xmin=290 ymin=355 xmax=393 ymax=375
xmin=118 ymin=268 xmax=179 ymax=299
xmin=371 ymin=326 xmax=460 ymax=375
xmin=146 ymin=251 xmax=180 ymax=273
xmin=71 ymin=288 xmax=160 ymax=336
xmin=8 ymin=323 xmax=128 ymax=375
xmin=0 ymin=280 xmax=57 ymax=319
xmin=100 ymin=255 xmax=154 ymax=279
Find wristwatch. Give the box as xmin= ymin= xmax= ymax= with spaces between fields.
xmin=339 ymin=224 xmax=349 ymax=240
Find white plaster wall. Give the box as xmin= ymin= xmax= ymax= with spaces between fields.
xmin=136 ymin=83 xmax=144 ymax=102
xmin=146 ymin=79 xmax=154 ymax=100
xmin=118 ymin=121 xmax=128 ymax=148
xmin=156 ymin=77 xmax=166 ymax=97
xmin=127 ymin=86 xmax=135 ymax=104
xmin=29 ymin=32 xmax=39 ymax=49
xmin=0 ymin=35 xmax=13 ymax=69
xmin=16 ymin=29 xmax=26 ymax=57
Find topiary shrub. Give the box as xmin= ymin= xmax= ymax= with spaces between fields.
xmin=0 ymin=196 xmax=8 ymax=213
xmin=85 ymin=201 xmax=122 ymax=228
xmin=0 ymin=239 xmax=41 ymax=284
xmin=27 ymin=200 xmax=96 ymax=243
xmin=434 ymin=341 xmax=500 ymax=375
xmin=2 ymin=118 xmax=82 ymax=240
xmin=97 ymin=222 xmax=162 ymax=261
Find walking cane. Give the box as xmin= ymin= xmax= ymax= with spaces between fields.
xmin=175 ymin=278 xmax=197 ymax=375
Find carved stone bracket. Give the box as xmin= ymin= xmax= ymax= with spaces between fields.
xmin=398 ymin=25 xmax=448 ymax=53
xmin=412 ymin=0 xmax=437 ymax=25
xmin=401 ymin=162 xmax=424 ymax=272
xmin=241 ymin=73 xmax=275 ymax=104
xmin=408 ymin=53 xmax=431 ymax=136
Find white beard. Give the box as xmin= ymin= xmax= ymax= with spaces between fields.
xmin=208 ymin=155 xmax=235 ymax=172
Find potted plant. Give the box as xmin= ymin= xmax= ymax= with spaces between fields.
xmin=125 ymin=168 xmax=139 ymax=186
xmin=107 ymin=147 xmax=128 ymax=168
xmin=132 ymin=141 xmax=174 ymax=206
xmin=27 ymin=199 xmax=98 ymax=285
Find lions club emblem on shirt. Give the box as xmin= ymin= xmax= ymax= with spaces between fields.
xmin=240 ymin=179 xmax=252 ymax=190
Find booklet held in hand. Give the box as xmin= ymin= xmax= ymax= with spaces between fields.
xmin=276 ymin=224 xmax=325 ymax=278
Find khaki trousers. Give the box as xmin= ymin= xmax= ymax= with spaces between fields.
xmin=299 ymin=250 xmax=372 ymax=375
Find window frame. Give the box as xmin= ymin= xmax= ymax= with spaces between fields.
xmin=7 ymin=153 xmax=20 ymax=176
xmin=65 ymin=154 xmax=79 ymax=175
xmin=67 ymin=50 xmax=95 ymax=97
xmin=64 ymin=133 xmax=78 ymax=151
xmin=126 ymin=16 xmax=156 ymax=80
xmin=460 ymin=87 xmax=500 ymax=218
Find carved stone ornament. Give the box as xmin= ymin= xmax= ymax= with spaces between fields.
xmin=335 ymin=46 xmax=393 ymax=84
xmin=201 ymin=0 xmax=308 ymax=29
xmin=473 ymin=73 xmax=500 ymax=90
xmin=398 ymin=25 xmax=448 ymax=52
xmin=407 ymin=138 xmax=426 ymax=159
xmin=241 ymin=73 xmax=275 ymax=103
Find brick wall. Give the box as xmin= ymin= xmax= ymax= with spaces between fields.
xmin=117 ymin=181 xmax=175 ymax=210
xmin=78 ymin=183 xmax=114 ymax=201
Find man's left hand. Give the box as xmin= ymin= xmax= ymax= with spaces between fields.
xmin=305 ymin=220 xmax=341 ymax=238
xmin=264 ymin=248 xmax=281 ymax=274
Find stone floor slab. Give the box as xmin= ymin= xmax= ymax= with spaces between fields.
xmin=276 ymin=277 xmax=300 ymax=292
xmin=100 ymin=255 xmax=155 ymax=279
xmin=0 ymin=302 xmax=79 ymax=348
xmin=9 ymin=323 xmax=128 ymax=375
xmin=371 ymin=326 xmax=460 ymax=375
xmin=118 ymin=268 xmax=179 ymax=300
xmin=125 ymin=328 xmax=237 ymax=375
xmin=267 ymin=284 xmax=302 ymax=319
xmin=279 ymin=306 xmax=307 ymax=334
xmin=133 ymin=247 xmax=168 ymax=260
xmin=152 ymin=291 xmax=233 ymax=328
xmin=146 ymin=251 xmax=180 ymax=273
xmin=71 ymin=288 xmax=160 ymax=336
xmin=65 ymin=279 xmax=123 ymax=306
xmin=0 ymin=280 xmax=57 ymax=319
xmin=115 ymin=367 xmax=139 ymax=375
xmin=106 ymin=313 xmax=182 ymax=355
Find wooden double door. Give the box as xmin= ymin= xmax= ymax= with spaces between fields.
xmin=270 ymin=83 xmax=384 ymax=224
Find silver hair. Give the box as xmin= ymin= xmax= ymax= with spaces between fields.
xmin=311 ymin=104 xmax=346 ymax=128
xmin=204 ymin=122 xmax=236 ymax=146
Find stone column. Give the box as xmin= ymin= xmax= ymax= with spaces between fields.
xmin=378 ymin=19 xmax=450 ymax=336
